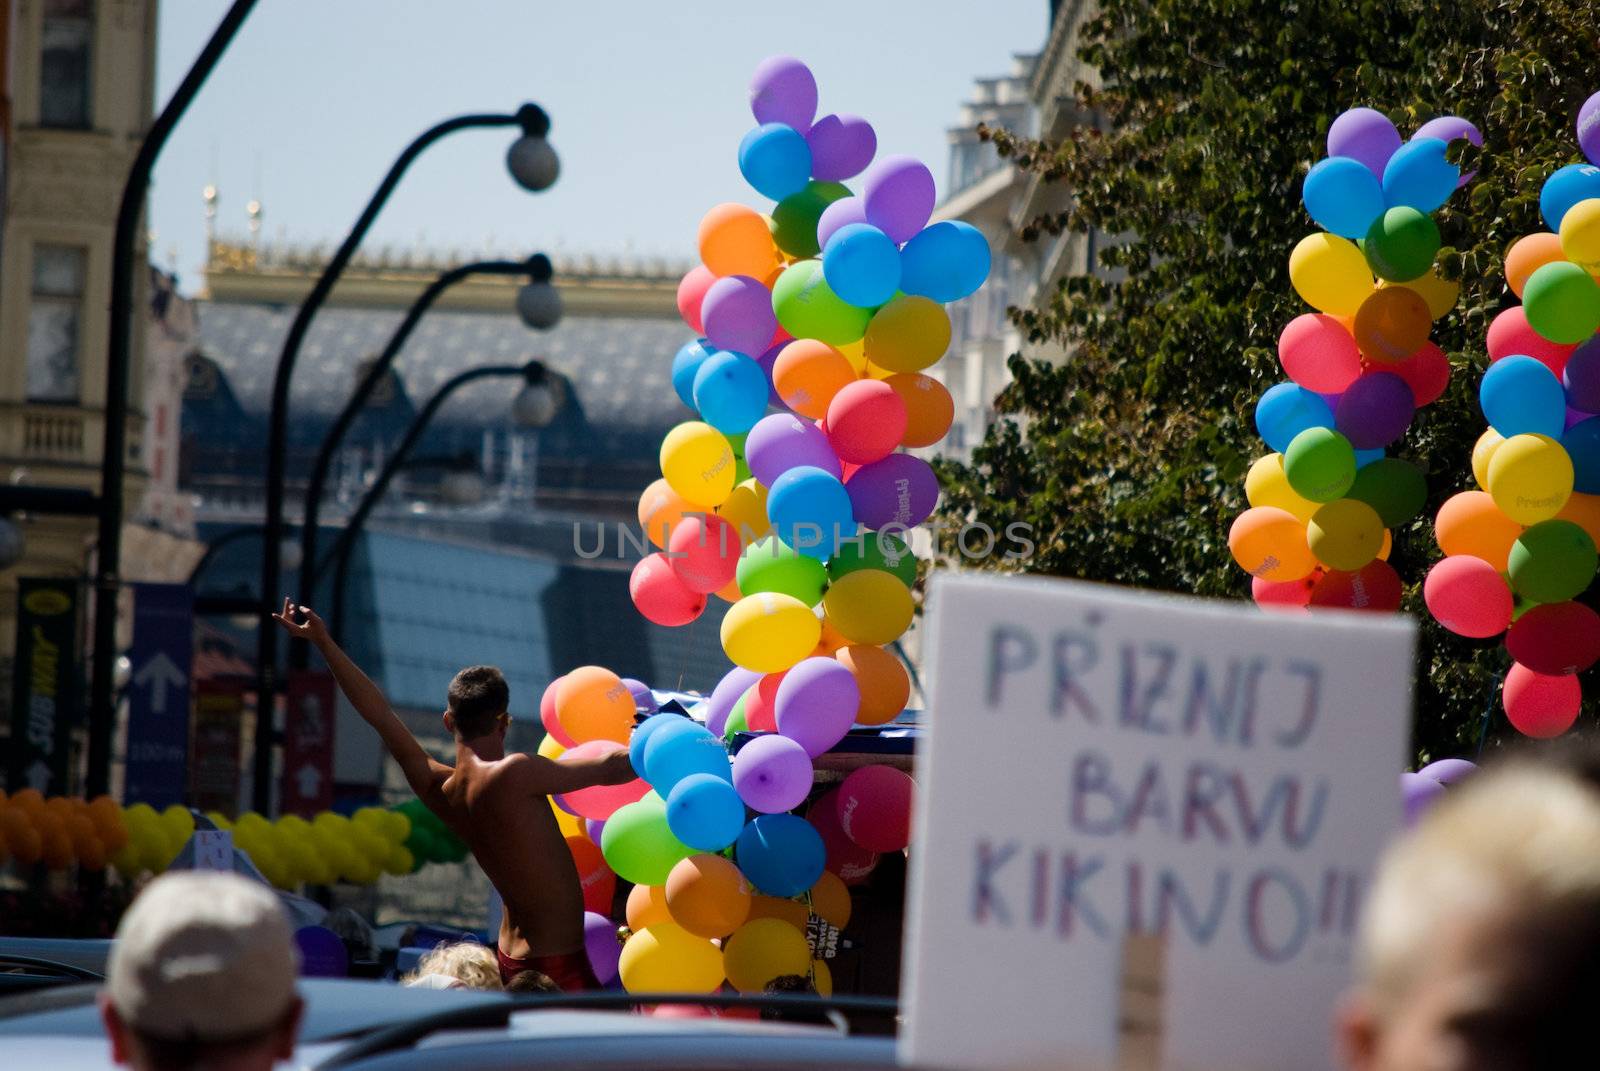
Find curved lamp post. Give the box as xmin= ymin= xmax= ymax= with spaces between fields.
xmin=250 ymin=106 xmax=557 ymax=812
xmin=322 ymin=361 xmax=561 ymax=643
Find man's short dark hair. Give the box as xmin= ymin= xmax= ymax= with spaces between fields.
xmin=448 ymin=665 xmax=509 ymax=739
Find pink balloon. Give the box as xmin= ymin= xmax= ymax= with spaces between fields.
xmin=677 ymin=265 xmax=716 ymax=334
xmin=1278 ymin=314 xmax=1362 ymax=393
xmin=1423 ymin=557 xmax=1513 ymax=639
xmin=825 ymin=380 xmax=907 ymax=465
xmin=836 ymin=765 xmax=914 ymax=853
xmin=807 ymin=789 xmax=880 ymax=885
xmin=747 ymin=672 xmax=784 ymax=733
xmin=630 ymin=552 xmax=707 ymax=627
xmin=701 ymin=275 xmax=777 ymax=358
xmin=733 ymin=733 xmax=815 ymax=813
xmin=541 ymin=676 xmax=575 ymax=748
xmin=806 ymin=114 xmax=876 ymax=182
xmin=1487 ymin=305 xmax=1576 ymax=375
xmin=667 ymin=513 xmax=741 ymax=594
xmin=775 ymin=657 xmax=860 ymax=757
xmin=560 ymin=741 xmax=650 ymax=819
xmin=1503 ymin=662 xmax=1581 ymax=738
xmin=1309 ymin=561 xmax=1403 ymax=612
xmin=1393 ymin=341 xmax=1451 ymax=407
xmin=1252 ymin=573 xmax=1316 ymax=611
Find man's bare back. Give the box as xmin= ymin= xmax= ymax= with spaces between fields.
xmin=274 ymin=601 xmax=634 ymax=965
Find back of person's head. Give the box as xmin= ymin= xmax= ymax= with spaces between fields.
xmin=1338 ymin=758 xmax=1600 ymax=1071
xmin=446 ymin=665 xmax=510 ymax=740
xmin=404 ymin=940 xmax=502 ymax=991
xmin=761 ymin=973 xmax=830 ymax=1023
xmin=101 ymin=871 xmax=302 ymax=1071
xmin=506 ymin=969 xmax=561 ymax=993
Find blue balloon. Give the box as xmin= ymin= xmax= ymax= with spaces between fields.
xmin=738 ymin=123 xmax=813 ymax=202
xmin=821 ymin=223 xmax=902 ymax=308
xmin=1354 ymin=447 xmax=1386 ymax=469
xmin=642 ymin=719 xmax=731 ymax=796
xmin=735 ymin=813 xmax=825 ymax=897
xmin=1540 ymin=164 xmax=1600 ymax=232
xmin=767 ymin=465 xmax=856 ymax=560
xmin=1303 ymin=157 xmax=1385 ymax=238
xmin=1255 ymin=382 xmax=1335 ymax=454
xmin=671 ymin=340 xmax=715 ymax=409
xmin=665 ymin=773 xmax=746 ymax=852
xmin=1479 ymin=355 xmax=1566 ymax=439
xmin=693 ymin=350 xmax=769 ymax=435
xmin=629 ymin=711 xmax=688 ymax=777
xmin=1563 ymin=417 xmax=1600 ymax=495
xmin=1381 ymin=138 xmax=1458 ymax=213
xmin=899 ymin=220 xmax=992 ymax=302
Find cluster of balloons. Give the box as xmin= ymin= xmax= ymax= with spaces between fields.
xmin=207 ymin=806 xmax=416 ymax=889
xmin=1232 ymin=107 xmax=1476 ymax=610
xmin=0 ymin=790 xmax=127 ymax=873
xmin=1423 ymin=96 xmax=1600 ymax=740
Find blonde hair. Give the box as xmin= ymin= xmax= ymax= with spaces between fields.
xmin=404 ymin=941 xmax=502 ymax=991
xmin=1359 ymin=761 xmax=1600 ymax=1010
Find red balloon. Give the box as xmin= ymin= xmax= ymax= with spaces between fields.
xmin=808 ymin=790 xmax=880 ymax=885
xmin=541 ymin=676 xmax=575 ymax=747
xmin=1391 ymin=341 xmax=1451 ymax=407
xmin=667 ymin=514 xmax=742 ymax=594
xmin=1252 ymin=573 xmax=1316 ymax=611
xmin=746 ymin=671 xmax=785 ymax=732
xmin=1278 ymin=314 xmax=1362 ymax=393
xmin=559 ymin=741 xmax=651 ymax=819
xmin=836 ymin=765 xmax=914 ymax=853
xmin=1423 ymin=556 xmax=1514 ymax=638
xmin=825 ymin=380 xmax=907 ymax=465
xmin=1309 ymin=560 xmax=1403 ymax=612
xmin=1505 ymin=601 xmax=1600 ymax=676
xmin=1502 ymin=662 xmax=1581 ymax=738
xmin=1487 ymin=305 xmax=1576 ymax=375
xmin=630 ymin=552 xmax=707 ymax=626
xmin=677 ymin=265 xmax=716 ymax=334
xmin=566 ymin=835 xmax=617 ymax=915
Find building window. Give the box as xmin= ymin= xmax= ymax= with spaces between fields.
xmin=40 ymin=0 xmax=94 ymax=129
xmin=27 ymin=245 xmax=87 ymax=402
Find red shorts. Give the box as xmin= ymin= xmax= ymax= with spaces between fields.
xmin=497 ymin=946 xmax=599 ymax=991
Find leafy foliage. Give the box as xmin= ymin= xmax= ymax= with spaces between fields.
xmin=936 ymin=0 xmax=1600 ymax=759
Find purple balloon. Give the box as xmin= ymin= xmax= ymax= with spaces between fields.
xmin=706 ymin=666 xmax=762 ymax=738
xmin=1412 ymin=116 xmax=1482 ymax=186
xmin=584 ymin=911 xmax=622 ymax=986
xmin=750 ymin=55 xmax=817 ymax=134
xmin=622 ymin=678 xmax=657 ymax=714
xmin=756 ymin=342 xmax=789 ymax=409
xmin=862 ymin=155 xmax=936 ymax=244
xmin=774 ymin=657 xmax=860 ymax=757
xmin=586 ymin=817 xmax=606 ymax=844
xmin=701 ymin=275 xmax=777 ymax=358
xmin=1400 ymin=771 xmax=1446 ymax=827
xmin=816 ymin=196 xmax=868 ymax=250
xmin=1564 ymin=335 xmax=1600 ymax=413
xmin=1578 ymin=90 xmax=1600 ymax=167
xmin=1416 ymin=757 xmax=1477 ymax=786
xmin=1328 ymin=107 xmax=1401 ymax=178
xmin=807 ymin=113 xmax=877 ymax=182
xmin=1334 ymin=371 xmax=1415 ymax=449
xmin=745 ymin=413 xmax=842 ymax=485
xmin=846 ymin=452 xmax=939 ymax=529
xmin=733 ymin=733 xmax=815 ymax=812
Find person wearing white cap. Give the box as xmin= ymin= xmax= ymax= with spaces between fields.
xmin=100 ymin=871 xmax=304 ymax=1071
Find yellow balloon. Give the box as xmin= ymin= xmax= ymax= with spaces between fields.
xmin=1244 ymin=453 xmax=1319 ymax=522
xmin=1289 ymin=233 xmax=1373 ymax=316
xmin=384 ymin=845 xmax=415 ymax=876
xmin=836 ymin=338 xmax=868 ymax=375
xmin=723 ymin=917 xmax=812 ymax=993
xmin=1488 ymin=433 xmax=1573 ymax=524
xmin=551 ymin=799 xmax=584 ymax=839
xmin=821 ymin=569 xmax=914 ymax=646
xmin=1559 ymin=196 xmax=1600 ymax=273
xmin=618 ymin=922 xmax=725 ymax=994
xmin=721 ymin=592 xmax=822 ymax=672
xmin=1308 ymin=498 xmax=1385 ymax=571
xmin=811 ymin=958 xmax=834 ymax=997
xmin=110 ymin=841 xmax=142 ymax=876
xmin=660 ymin=421 xmax=736 ymax=508
xmin=717 ymin=478 xmax=771 ymax=543
xmin=1378 ymin=267 xmax=1460 ymax=320
xmin=1471 ymin=428 xmax=1504 ymax=491
xmin=863 ymin=295 xmax=951 ymax=373
xmin=537 ymin=734 xmax=566 ymax=760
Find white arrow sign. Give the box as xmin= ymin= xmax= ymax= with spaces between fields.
xmin=295 ymin=763 xmax=322 ymax=801
xmin=133 ymin=652 xmax=186 ymax=715
xmin=25 ymin=759 xmax=52 ymax=792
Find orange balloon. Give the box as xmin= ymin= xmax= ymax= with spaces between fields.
xmin=885 ymin=373 xmax=955 ymax=448
xmin=1505 ymin=233 xmax=1566 ymax=299
xmin=638 ymin=478 xmax=693 ymax=551
xmin=813 ymin=616 xmax=851 ymax=658
xmin=745 ymin=893 xmax=809 ymax=930
xmin=773 ymin=339 xmax=856 ymax=419
xmin=556 ymin=666 xmax=636 ymax=745
xmin=1556 ymin=491 xmax=1600 ymax=546
xmin=712 ymin=577 xmax=743 ymax=603
xmin=89 ymin=796 xmax=129 ymax=852
xmin=1228 ymin=506 xmax=1317 ymax=581
xmin=698 ymin=203 xmax=780 ymax=278
xmin=808 ymin=870 xmax=852 ymax=929
xmin=77 ymin=837 xmax=108 ymax=872
xmin=836 ymin=645 xmax=910 ymax=725
xmin=37 ymin=812 xmax=72 ymax=870
xmin=627 ymin=883 xmax=673 ymax=931
xmin=1353 ymin=286 xmax=1431 ymax=364
xmin=1434 ymin=490 xmax=1523 ymax=571
xmin=665 ymin=853 xmax=753 ymax=939
xmin=1378 ymin=268 xmax=1460 ymax=320
xmin=9 ymin=788 xmax=45 ymax=815
xmin=1 ymin=807 xmax=42 ymax=865
xmin=567 ymin=834 xmax=616 ymax=916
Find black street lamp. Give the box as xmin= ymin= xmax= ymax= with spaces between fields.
xmin=289 ymin=254 xmax=559 ymax=670
xmin=250 ymin=106 xmax=558 ymax=813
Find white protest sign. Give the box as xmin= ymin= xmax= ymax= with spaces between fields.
xmin=191 ymin=830 xmax=234 ymax=871
xmin=900 ymin=573 xmax=1413 ymax=1071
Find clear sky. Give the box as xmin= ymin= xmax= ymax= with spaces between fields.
xmin=152 ymin=1 xmax=1045 ymax=295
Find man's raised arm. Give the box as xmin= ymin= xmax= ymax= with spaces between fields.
xmin=272 ymin=599 xmax=446 ymax=801
xmin=516 ymin=749 xmax=636 ymax=799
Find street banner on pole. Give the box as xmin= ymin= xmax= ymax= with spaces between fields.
xmin=900 ymin=573 xmax=1414 ymax=1071
xmin=191 ymin=680 xmax=245 ymax=815
xmin=125 ymin=583 xmax=195 ymax=808
xmin=7 ymin=578 xmax=82 ymax=795
xmin=281 ymin=670 xmax=336 ymax=817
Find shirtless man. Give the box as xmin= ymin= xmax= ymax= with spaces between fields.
xmin=273 ymin=600 xmax=635 ymax=990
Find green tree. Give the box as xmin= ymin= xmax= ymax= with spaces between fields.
xmin=936 ymin=0 xmax=1600 ymax=759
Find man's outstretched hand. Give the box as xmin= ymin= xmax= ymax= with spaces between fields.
xmin=272 ymin=598 xmax=329 ymax=645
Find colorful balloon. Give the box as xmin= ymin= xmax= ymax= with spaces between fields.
xmin=1505 ymin=601 xmax=1600 ymax=676
xmin=744 ymin=412 xmax=842 ymax=485
xmin=775 ymin=656 xmax=860 ymax=757
xmin=1523 ymin=261 xmax=1600 ymax=345
xmin=1229 ymin=506 xmax=1317 ymax=581
xmin=1381 ymin=137 xmax=1459 ymax=213
xmin=1283 ymin=427 xmax=1357 ymax=503
xmin=1506 ymin=520 xmax=1597 ymax=604
xmin=861 ymin=154 xmax=936 ymax=244
xmin=845 ymin=453 xmax=939 ymax=529
xmin=1308 ymin=560 xmax=1402 ymax=612
xmin=619 ymin=921 xmax=725 ymax=994
xmin=602 ymin=793 xmax=694 ymax=887
xmin=698 ymin=203 xmax=779 ymax=279
xmin=721 ymin=592 xmax=822 ymax=672
xmin=557 ymin=666 xmax=636 ymax=745
xmin=771 ymin=259 xmax=873 ymax=345
xmin=1255 ymin=382 xmax=1336 ymax=454
xmin=733 ymin=733 xmax=815 ymax=813
xmin=823 ymin=568 xmax=915 ymax=647
xmin=1308 ymin=498 xmax=1384 ymax=571
xmin=898 ymin=220 xmax=991 ymax=302
xmin=1487 ymin=433 xmax=1573 ymax=525
xmin=665 ymin=773 xmax=745 ymax=852
xmin=660 ymin=421 xmax=736 ymax=507
xmin=816 ymin=195 xmax=868 ymax=250
xmin=702 ymin=276 xmax=779 ymax=360
xmin=1289 ymin=233 xmax=1373 ymax=316
xmin=1505 ymin=232 xmax=1568 ymax=299
xmin=862 ymin=295 xmax=951 ymax=374
xmin=723 ymin=917 xmax=812 ymax=993
xmin=739 ymin=123 xmax=812 ymax=201
xmin=807 ymin=113 xmax=877 ymax=182
xmin=1423 ymin=556 xmax=1513 ymax=638
xmin=1434 ymin=490 xmax=1523 ymax=570
xmin=768 ymin=465 xmax=855 ymax=560
xmin=668 ymin=513 xmax=742 ymax=595
xmin=836 ymin=645 xmax=909 ymax=726
xmin=1302 ymin=156 xmax=1385 ymax=238
xmin=822 ymin=223 xmax=902 ymax=308
xmin=749 ymin=55 xmax=817 ymax=132
xmin=1353 ymin=286 xmax=1431 ymax=364
xmin=1539 ymin=163 xmax=1600 ymax=232
xmin=736 ymin=813 xmax=826 ymax=897
xmin=772 ymin=181 xmax=852 ymax=259
xmin=826 ymin=380 xmax=907 ymax=464
xmin=1502 ymin=663 xmax=1580 ymax=738
xmin=1327 ymin=107 xmax=1401 ymax=177
xmin=1364 ymin=206 xmax=1440 ymax=282
xmin=677 ymin=268 xmax=715 ymax=334
xmin=885 ymin=373 xmax=955 ymax=448
xmin=1335 ymin=371 xmax=1416 ymax=449
xmin=836 ymin=765 xmax=914 ymax=853
xmin=772 ymin=339 xmax=855 ymax=419
xmin=666 ymin=854 xmax=753 ymax=939
xmin=1278 ymin=314 xmax=1362 ymax=393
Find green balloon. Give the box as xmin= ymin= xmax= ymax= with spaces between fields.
xmin=828 ymin=530 xmax=919 ymax=586
xmin=723 ymin=698 xmax=749 ymax=747
xmin=771 ymin=181 xmax=851 ymax=258
xmin=1523 ymin=261 xmax=1600 ymax=344
xmin=728 ymin=432 xmax=751 ymax=483
xmin=1507 ymin=520 xmax=1597 ymax=604
xmin=772 ymin=260 xmax=873 ymax=346
xmin=600 ymin=792 xmax=693 ymax=886
xmin=1346 ymin=458 xmax=1428 ymax=527
xmin=738 ymin=536 xmax=829 ymax=605
xmin=1283 ymin=427 xmax=1356 ymax=503
xmin=1363 ymin=206 xmax=1440 ymax=283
